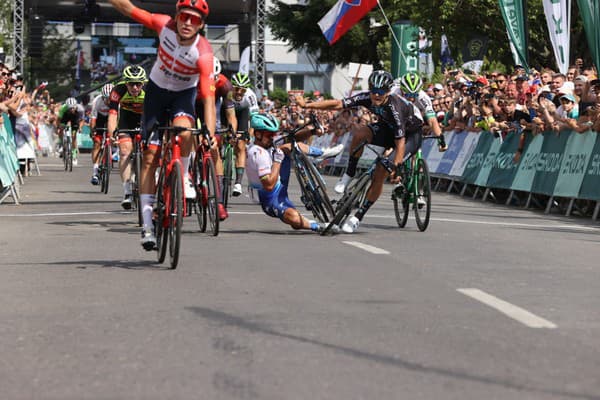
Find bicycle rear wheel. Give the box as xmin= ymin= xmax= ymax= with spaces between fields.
xmin=222 ymin=146 xmax=233 ymax=208
xmin=204 ymin=157 xmax=219 ymax=236
xmin=133 ymin=148 xmax=143 ymax=226
xmin=101 ymin=144 xmax=111 ymax=194
xmin=155 ymin=167 xmax=168 ymax=264
xmin=322 ymin=174 xmax=370 ymax=235
xmin=168 ymin=162 xmax=183 ymax=269
xmin=298 ymin=152 xmax=335 ymax=223
xmin=193 ymin=152 xmax=207 ymax=232
xmin=392 ymin=185 xmax=410 ymax=228
xmin=414 ymin=158 xmax=431 ymax=232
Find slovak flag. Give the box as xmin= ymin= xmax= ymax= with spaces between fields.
xmin=318 ymin=0 xmax=378 ymax=45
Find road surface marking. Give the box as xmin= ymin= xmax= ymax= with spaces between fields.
xmin=457 ymin=288 xmax=557 ymax=329
xmin=343 ymin=241 xmax=390 ymax=255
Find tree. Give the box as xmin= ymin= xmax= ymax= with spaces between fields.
xmin=267 ymin=0 xmax=590 ymax=73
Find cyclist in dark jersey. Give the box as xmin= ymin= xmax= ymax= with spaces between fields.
xmin=296 ymin=70 xmax=423 ymax=234
xmin=90 ymin=83 xmax=113 ymax=185
xmin=57 ymin=97 xmax=85 ymax=165
xmin=107 ymin=65 xmax=147 ymax=209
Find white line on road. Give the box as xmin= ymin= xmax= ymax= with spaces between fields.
xmin=342 ymin=241 xmax=390 ymax=255
xmin=457 ymin=288 xmax=557 ymax=329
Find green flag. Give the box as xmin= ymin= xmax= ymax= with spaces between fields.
xmin=576 ymin=0 xmax=600 ymax=73
xmin=498 ymin=0 xmax=529 ymax=70
xmin=391 ymin=21 xmax=419 ymax=78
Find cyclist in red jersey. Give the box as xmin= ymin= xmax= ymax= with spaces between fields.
xmin=108 ymin=0 xmax=217 ymax=250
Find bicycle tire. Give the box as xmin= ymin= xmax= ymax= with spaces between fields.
xmin=168 ymin=162 xmax=183 ymax=269
xmin=64 ymin=138 xmax=72 ymax=172
xmin=134 ymin=148 xmax=143 ymax=226
xmin=68 ymin=139 xmax=73 ymax=172
xmin=414 ymin=158 xmax=431 ymax=232
xmin=193 ymin=152 xmax=207 ymax=232
xmin=297 ymin=152 xmax=335 ymax=223
xmin=101 ymin=143 xmax=111 ymax=195
xmin=222 ymin=145 xmax=233 ymax=208
xmin=322 ymin=174 xmax=370 ymax=235
xmin=392 ymin=186 xmax=410 ymax=228
xmin=155 ymin=167 xmax=168 ymax=264
xmin=204 ymin=157 xmax=220 ymax=236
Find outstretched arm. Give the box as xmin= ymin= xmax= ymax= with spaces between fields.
xmin=108 ymin=0 xmax=136 ymax=17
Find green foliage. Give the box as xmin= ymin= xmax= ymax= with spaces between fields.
xmin=269 ymin=87 xmax=289 ymax=106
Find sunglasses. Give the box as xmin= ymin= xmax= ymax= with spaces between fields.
xmin=496 ymin=79 xmax=506 ymax=83
xmin=370 ymin=88 xmax=388 ymax=96
xmin=178 ymin=11 xmax=203 ymax=25
xmin=403 ymin=92 xmax=418 ymax=99
xmin=126 ymin=82 xmax=144 ymax=87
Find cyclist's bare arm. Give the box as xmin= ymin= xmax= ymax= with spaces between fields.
xmin=107 ymin=112 xmax=118 ymax=139
xmin=295 ymin=95 xmax=343 ymax=110
xmin=224 ymin=108 xmax=237 ymax=133
xmin=259 ymin=162 xmax=281 ymax=192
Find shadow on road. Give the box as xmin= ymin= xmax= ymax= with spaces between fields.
xmin=17 ymin=259 xmax=171 ymax=271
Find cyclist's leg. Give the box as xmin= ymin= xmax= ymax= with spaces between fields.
xmin=117 ymin=111 xmax=138 ymax=206
xmin=171 ymin=86 xmax=200 ymax=199
xmin=91 ymin=131 xmax=102 ymax=183
xmin=335 ymin=125 xmax=373 ymax=193
xmin=71 ymin=125 xmax=78 ymax=161
xmin=233 ymin=108 xmax=249 ymax=193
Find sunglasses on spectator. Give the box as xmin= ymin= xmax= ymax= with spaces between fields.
xmin=177 ymin=11 xmax=203 ymax=25
xmin=444 ymin=100 xmax=452 ymax=105
xmin=370 ymin=88 xmax=388 ymax=96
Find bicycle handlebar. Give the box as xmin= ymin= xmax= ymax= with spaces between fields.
xmin=276 ymin=111 xmax=324 ymax=145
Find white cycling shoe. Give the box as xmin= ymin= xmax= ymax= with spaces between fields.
xmin=184 ymin=176 xmax=196 ymax=199
xmin=341 ymin=215 xmax=360 ymax=233
xmin=334 ymin=173 xmax=352 ymax=194
xmin=232 ymin=183 xmax=242 ymax=197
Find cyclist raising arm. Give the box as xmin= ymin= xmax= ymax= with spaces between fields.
xmin=296 ymin=70 xmax=423 ymax=233
xmin=108 ymin=0 xmax=217 ymax=250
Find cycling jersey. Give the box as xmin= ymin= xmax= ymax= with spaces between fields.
xmin=234 ymin=88 xmax=259 ymax=114
xmin=196 ymin=73 xmax=234 ymax=128
xmin=130 ymin=7 xmax=215 ymax=98
xmin=58 ymin=104 xmax=85 ymax=126
xmin=108 ymin=83 xmax=145 ymax=115
xmin=342 ymin=92 xmax=421 ymax=139
xmin=90 ymin=94 xmax=110 ymax=119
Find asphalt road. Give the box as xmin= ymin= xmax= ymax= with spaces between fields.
xmin=1 ymin=156 xmax=599 ymax=400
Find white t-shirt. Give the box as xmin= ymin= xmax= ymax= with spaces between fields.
xmin=246 ymin=144 xmax=274 ymax=190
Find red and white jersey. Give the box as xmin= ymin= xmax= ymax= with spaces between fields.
xmin=130 ymin=7 xmax=215 ymax=98
xmin=90 ymin=94 xmax=110 ymax=119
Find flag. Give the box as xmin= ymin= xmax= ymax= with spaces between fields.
xmin=576 ymin=0 xmax=600 ymax=74
xmin=498 ymin=0 xmax=529 ymax=70
xmin=461 ymin=35 xmax=488 ymax=73
xmin=440 ymin=34 xmax=454 ymax=69
xmin=318 ymin=0 xmax=378 ymax=45
xmin=239 ymin=46 xmax=250 ymax=75
xmin=543 ymin=0 xmax=571 ymax=74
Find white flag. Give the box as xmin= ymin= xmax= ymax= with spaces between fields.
xmin=542 ymin=0 xmax=571 ymax=74
xmin=239 ymin=46 xmax=250 ymax=75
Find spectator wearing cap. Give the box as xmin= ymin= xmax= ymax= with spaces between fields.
xmin=433 ymin=83 xmax=445 ymax=97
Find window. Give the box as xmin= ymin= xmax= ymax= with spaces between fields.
xmin=273 ymin=74 xmax=286 ymax=90
xmin=290 ymin=74 xmax=304 ymax=90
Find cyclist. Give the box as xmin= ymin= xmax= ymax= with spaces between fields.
xmin=295 ymin=70 xmax=423 ymax=234
xmin=394 ymin=72 xmax=447 ymax=152
xmin=229 ymin=72 xmax=259 ymax=197
xmin=89 ymin=83 xmax=113 ymax=185
xmin=108 ymin=0 xmax=217 ymax=250
xmin=107 ymin=65 xmax=147 ymax=209
xmin=57 ymin=97 xmax=85 ymax=166
xmin=195 ymin=56 xmax=233 ymax=220
xmin=246 ymin=113 xmax=339 ymax=233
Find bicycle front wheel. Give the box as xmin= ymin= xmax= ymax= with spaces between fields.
xmin=168 ymin=162 xmax=183 ymax=269
xmin=155 ymin=167 xmax=168 ymax=264
xmin=322 ymin=174 xmax=370 ymax=235
xmin=392 ymin=185 xmax=410 ymax=228
xmin=298 ymin=152 xmax=335 ymax=223
xmin=414 ymin=158 xmax=431 ymax=232
xmin=133 ymin=148 xmax=143 ymax=226
xmin=64 ymin=139 xmax=72 ymax=172
xmin=193 ymin=152 xmax=207 ymax=232
xmin=101 ymin=145 xmax=111 ymax=194
xmin=204 ymin=157 xmax=220 ymax=236
xmin=222 ymin=146 xmax=233 ymax=208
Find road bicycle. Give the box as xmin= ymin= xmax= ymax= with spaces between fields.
xmin=192 ymin=125 xmax=219 ymax=236
xmin=115 ymin=128 xmax=143 ymax=226
xmin=62 ymin=125 xmax=73 ymax=172
xmin=217 ymin=126 xmax=250 ymax=208
xmin=96 ymin=128 xmax=112 ymax=195
xmin=322 ymin=141 xmax=394 ymax=235
xmin=153 ymin=125 xmax=192 ymax=269
xmin=274 ymin=114 xmax=335 ymax=223
xmin=392 ymin=139 xmax=433 ymax=232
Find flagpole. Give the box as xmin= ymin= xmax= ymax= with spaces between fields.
xmin=350 ymin=63 xmax=362 ymax=94
xmin=376 ymin=0 xmax=407 ymax=65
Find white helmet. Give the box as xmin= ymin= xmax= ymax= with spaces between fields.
xmin=65 ymin=97 xmax=78 ymax=107
xmin=213 ymin=56 xmax=222 ymax=76
xmin=101 ymin=83 xmax=114 ymax=99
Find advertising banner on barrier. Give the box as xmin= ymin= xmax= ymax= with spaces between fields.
xmin=474 ymin=137 xmax=503 ymax=187
xmin=530 ymin=131 xmax=570 ymax=195
xmin=486 ymin=131 xmax=520 ymax=189
xmin=449 ymin=132 xmax=480 ymax=177
xmin=553 ymin=130 xmax=596 ymax=197
xmin=577 ymin=132 xmax=600 ymax=200
xmin=461 ymin=133 xmax=491 ymax=184
xmin=437 ymin=131 xmax=467 ymax=176
xmin=421 ymin=133 xmax=436 ymax=160
xmin=511 ymin=132 xmax=543 ymax=192
xmin=428 ymin=131 xmax=454 ymax=173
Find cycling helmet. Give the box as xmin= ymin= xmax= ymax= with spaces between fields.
xmin=213 ymin=57 xmax=222 ymax=76
xmin=122 ymin=65 xmax=147 ymax=83
xmin=231 ymin=72 xmax=252 ymax=88
xmin=368 ymin=70 xmax=394 ymax=92
xmin=65 ymin=97 xmax=77 ymax=107
xmin=250 ymin=113 xmax=280 ymax=133
xmin=399 ymin=72 xmax=423 ymax=94
xmin=176 ymin=0 xmax=209 ymax=17
xmin=101 ymin=83 xmax=114 ymax=99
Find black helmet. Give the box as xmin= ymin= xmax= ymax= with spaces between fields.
xmin=368 ymin=70 xmax=394 ymax=92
